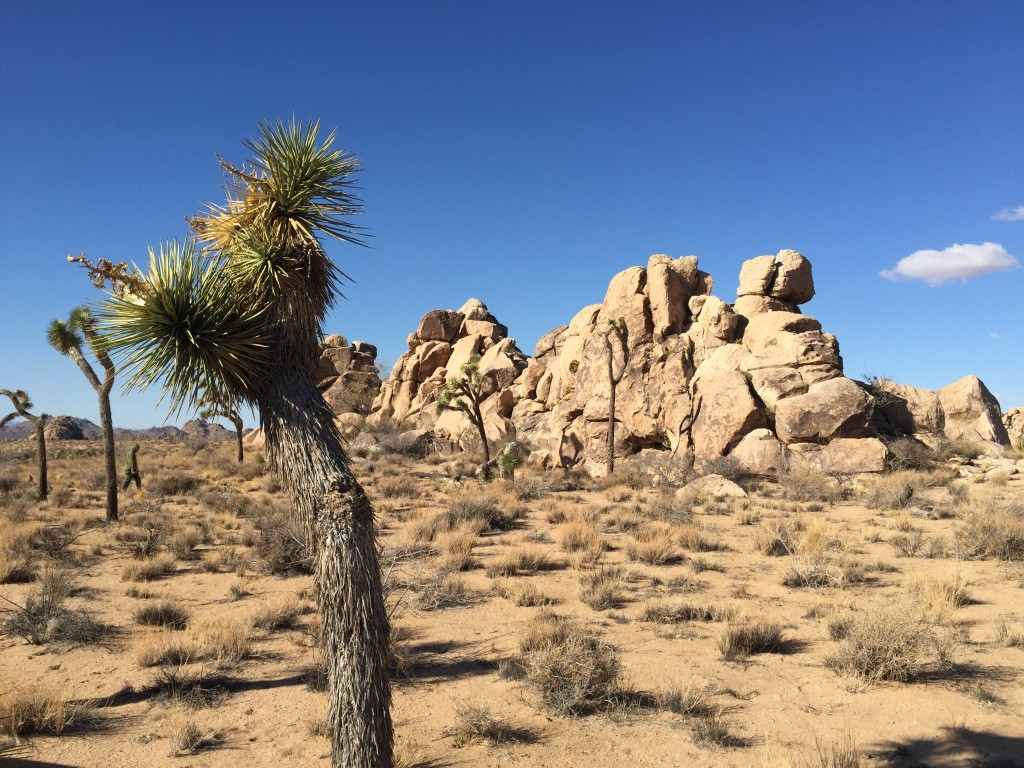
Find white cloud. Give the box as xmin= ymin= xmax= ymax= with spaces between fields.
xmin=992 ymin=205 xmax=1024 ymax=221
xmin=880 ymin=242 xmax=1019 ymax=285
xmin=990 ymin=332 xmax=1001 ymax=339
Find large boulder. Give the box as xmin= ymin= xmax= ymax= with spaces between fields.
xmin=872 ymin=380 xmax=944 ymax=436
xmin=770 ymin=249 xmax=815 ymax=304
xmin=938 ymin=376 xmax=1010 ymax=445
xmin=729 ymin=428 xmax=787 ymax=476
xmin=774 ymin=377 xmax=874 ymax=444
xmin=690 ymin=370 xmax=766 ymax=464
xmin=1004 ymin=408 xmax=1024 ymax=449
xmin=416 ymin=309 xmax=464 ymax=343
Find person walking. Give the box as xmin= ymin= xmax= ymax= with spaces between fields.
xmin=121 ymin=443 xmax=142 ymax=491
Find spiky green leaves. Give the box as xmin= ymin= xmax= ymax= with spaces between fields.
xmin=98 ymin=240 xmax=272 ymax=413
xmin=47 ymin=319 xmax=83 ymax=356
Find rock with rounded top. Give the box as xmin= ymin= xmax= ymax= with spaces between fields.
xmin=417 ymin=309 xmax=464 ymax=343
xmin=534 ymin=325 xmax=568 ymax=359
xmin=729 ymin=428 xmax=786 ymax=476
xmin=732 ymin=294 xmax=796 ymax=319
xmin=691 ymin=370 xmax=766 ymax=462
xmin=458 ymin=298 xmax=493 ymax=321
xmin=737 ymin=255 xmax=777 ymax=296
xmin=1003 ymin=408 xmax=1024 ymax=449
xmin=872 ymin=380 xmax=944 ymax=435
xmin=648 ymin=254 xmax=700 ymax=339
xmin=770 ymin=250 xmax=814 ymax=304
xmin=694 ymin=296 xmax=739 ymax=341
xmin=598 ymin=266 xmax=652 ymax=343
xmin=678 ymin=473 xmax=748 ymax=499
xmin=937 ymin=375 xmax=1010 ymax=445
xmin=774 ymin=377 xmax=874 ymax=444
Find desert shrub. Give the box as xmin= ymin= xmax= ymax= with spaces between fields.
xmin=862 ymin=473 xmax=918 ymax=510
xmin=413 ymin=574 xmax=476 ymax=611
xmin=995 ymin=616 xmax=1024 ymax=649
xmin=0 ymin=472 xmax=19 ymax=496
xmin=885 ymin=438 xmax=937 ymax=472
xmin=697 ymin=455 xmax=744 ymax=482
xmin=640 ymin=600 xmax=736 ymax=624
xmin=121 ymin=553 xmax=177 ymax=582
xmin=134 ymin=617 xmax=252 ymax=667
xmin=30 ymin=523 xmax=81 ymax=561
xmin=0 ymin=683 xmax=94 ymax=738
xmin=916 ymin=573 xmax=971 ymax=624
xmin=888 ymin=531 xmax=925 ymax=558
xmin=0 ymin=582 xmax=105 ymax=646
xmin=677 ymin=523 xmax=726 ymax=553
xmin=935 ymin=437 xmax=984 ymax=461
xmin=149 ymin=471 xmax=201 ymax=497
xmin=513 ymin=475 xmax=549 ymax=501
xmin=251 ymin=598 xmax=309 ymax=631
xmin=517 ymin=614 xmax=621 ymax=716
xmin=496 ymin=580 xmax=552 ymax=607
xmin=434 ymin=527 xmax=478 ymax=573
xmin=691 ymin=709 xmax=743 ymax=748
xmin=626 ymin=522 xmax=679 ymax=565
xmin=167 ymin=709 xmax=207 ymax=754
xmin=0 ymin=551 xmax=36 ymax=584
xmin=953 ymin=498 xmax=1024 ymax=560
xmin=168 ymin=526 xmax=205 ymax=560
xmin=438 ymin=492 xmax=522 ymax=534
xmin=246 ymin=499 xmax=311 ymax=574
xmin=579 ymin=567 xmax=626 ymax=610
xmin=655 ymin=680 xmax=712 ymax=717
xmin=485 ymin=547 xmax=556 ymax=577
xmin=375 ymin=476 xmax=420 ymax=500
xmin=117 ymin=500 xmax=171 ymax=558
xmin=755 ymin=520 xmax=795 ymax=556
xmin=717 ymin=619 xmax=785 ymax=660
xmin=447 ymin=701 xmax=528 ymax=747
xmin=134 ymin=600 xmax=190 ymax=630
xmin=825 ymin=607 xmax=943 ymax=683
xmin=779 ymin=466 xmax=845 ymax=504
xmin=782 ymin=522 xmax=864 ymax=589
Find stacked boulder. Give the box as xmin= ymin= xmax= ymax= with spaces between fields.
xmin=370 ymin=299 xmax=529 ymax=447
xmin=366 ymin=250 xmax=1011 ymax=475
xmin=1004 ymin=408 xmax=1024 ymax=449
xmin=317 ymin=335 xmax=381 ymax=417
xmin=873 ymin=376 xmax=1010 ymax=446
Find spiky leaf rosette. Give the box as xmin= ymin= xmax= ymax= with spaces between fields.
xmin=97 ymin=240 xmax=272 ymax=413
xmin=47 ymin=318 xmax=84 ymax=356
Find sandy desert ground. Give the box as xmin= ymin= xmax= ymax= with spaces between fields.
xmin=1 ymin=435 xmax=1023 ymax=768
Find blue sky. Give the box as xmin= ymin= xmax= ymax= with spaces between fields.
xmin=1 ymin=1 xmax=1021 ymax=428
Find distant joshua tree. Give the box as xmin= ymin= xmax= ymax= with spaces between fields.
xmin=604 ymin=318 xmax=628 ymax=476
xmin=48 ymin=306 xmax=118 ymax=521
xmin=437 ymin=354 xmax=491 ymax=465
xmin=199 ymin=398 xmax=245 ymax=463
xmin=73 ymin=120 xmax=392 ymax=768
xmin=1 ymin=389 xmax=49 ymax=501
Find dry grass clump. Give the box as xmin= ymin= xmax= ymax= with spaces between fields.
xmin=558 ymin=517 xmax=604 ymax=554
xmin=862 ymin=472 xmax=922 ymax=510
xmin=677 ymin=523 xmax=726 ymax=552
xmin=914 ymin=573 xmax=971 ymax=624
xmin=121 ymin=552 xmax=177 ymax=582
xmin=655 ymin=679 xmax=713 ymax=717
xmin=0 ymin=577 xmax=105 ymax=646
xmin=646 ymin=493 xmax=694 ymax=524
xmin=641 ymin=600 xmax=736 ymax=624
xmin=0 ymin=551 xmax=36 ymax=584
xmin=433 ymin=526 xmax=479 ymax=573
xmin=994 ymin=615 xmax=1024 ymax=649
xmin=166 ymin=708 xmax=208 ymax=755
xmin=824 ymin=606 xmax=946 ymax=683
xmin=446 ymin=700 xmax=530 ymax=747
xmin=691 ymin=708 xmax=744 ymax=749
xmin=953 ymin=498 xmax=1024 ymax=560
xmin=0 ymin=683 xmax=94 ymax=739
xmin=374 ymin=475 xmax=420 ymax=500
xmin=485 ymin=546 xmax=559 ymax=577
xmin=251 ymin=597 xmax=308 ymax=631
xmin=245 ymin=499 xmax=312 ymax=575
xmin=779 ymin=467 xmax=844 ymax=504
xmin=625 ymin=522 xmax=678 ymax=565
xmin=412 ymin=574 xmax=476 ymax=611
xmin=516 ymin=613 xmax=621 ymax=716
xmin=717 ymin=618 xmax=785 ymax=660
xmin=133 ymin=617 xmax=253 ymax=667
xmin=134 ymin=600 xmax=191 ymax=630
xmin=579 ymin=567 xmax=626 ymax=610
xmin=149 ymin=470 xmax=201 ymax=497
xmin=755 ymin=520 xmax=795 ymax=556
xmin=495 ymin=579 xmax=552 ymax=607
xmin=782 ymin=521 xmax=864 ymax=589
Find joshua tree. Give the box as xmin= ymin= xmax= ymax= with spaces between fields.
xmin=1 ymin=389 xmax=49 ymax=501
xmin=604 ymin=318 xmax=628 ymax=476
xmin=199 ymin=398 xmax=245 ymax=463
xmin=437 ymin=354 xmax=491 ymax=465
xmin=75 ymin=120 xmax=391 ymax=768
xmin=48 ymin=306 xmax=118 ymax=521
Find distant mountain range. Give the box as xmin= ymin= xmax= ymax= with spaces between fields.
xmin=0 ymin=416 xmax=237 ymax=442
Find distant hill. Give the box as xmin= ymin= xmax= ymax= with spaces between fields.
xmin=0 ymin=416 xmax=234 ymax=442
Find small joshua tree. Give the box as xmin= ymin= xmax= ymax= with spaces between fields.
xmin=604 ymin=318 xmax=628 ymax=475
xmin=437 ymin=354 xmax=491 ymax=465
xmin=1 ymin=389 xmax=49 ymax=501
xmin=199 ymin=398 xmax=245 ymax=463
xmin=48 ymin=306 xmax=118 ymax=520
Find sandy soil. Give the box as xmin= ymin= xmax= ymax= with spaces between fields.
xmin=1 ymin=438 xmax=1022 ymax=768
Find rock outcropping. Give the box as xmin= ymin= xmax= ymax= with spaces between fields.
xmin=317 ymin=335 xmax=381 ymax=416
xmin=368 ymin=250 xmax=1011 ymax=474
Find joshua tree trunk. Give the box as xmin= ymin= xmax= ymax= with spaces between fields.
xmin=35 ymin=417 xmax=48 ymax=501
xmin=231 ymin=411 xmax=244 ymax=463
xmin=607 ymin=340 xmax=616 ymax=477
xmin=262 ymin=369 xmax=392 ymax=768
xmin=98 ymin=391 xmax=117 ymax=519
xmin=470 ymin=398 xmax=490 ymax=465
